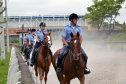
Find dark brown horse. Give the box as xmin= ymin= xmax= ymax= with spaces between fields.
xmin=34 ymin=32 xmax=52 ymax=84
xmin=24 ymin=39 xmax=30 ymax=63
xmin=52 ymin=32 xmax=85 ymax=84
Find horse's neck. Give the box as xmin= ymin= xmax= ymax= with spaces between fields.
xmin=40 ymin=46 xmax=49 ymax=58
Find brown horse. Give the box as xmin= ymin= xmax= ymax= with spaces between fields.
xmin=52 ymin=32 xmax=85 ymax=84
xmin=24 ymin=39 xmax=30 ymax=63
xmin=34 ymin=32 xmax=52 ymax=84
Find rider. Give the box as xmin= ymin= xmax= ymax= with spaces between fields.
xmin=30 ymin=22 xmax=53 ymax=67
xmin=26 ymin=28 xmax=35 ymax=61
xmin=21 ymin=34 xmax=27 ymax=56
xmin=56 ymin=13 xmax=91 ymax=74
xmin=26 ymin=28 xmax=32 ymax=40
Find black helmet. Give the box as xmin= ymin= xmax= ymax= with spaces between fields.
xmin=27 ymin=28 xmax=31 ymax=31
xmin=39 ymin=22 xmax=46 ymax=27
xmin=31 ymin=28 xmax=36 ymax=32
xmin=69 ymin=13 xmax=79 ymax=21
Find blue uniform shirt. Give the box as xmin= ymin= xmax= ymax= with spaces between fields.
xmin=35 ymin=29 xmax=47 ymax=41
xmin=61 ymin=23 xmax=82 ymax=43
xmin=26 ymin=34 xmax=32 ymax=40
xmin=28 ymin=35 xmax=36 ymax=44
xmin=23 ymin=38 xmax=26 ymax=42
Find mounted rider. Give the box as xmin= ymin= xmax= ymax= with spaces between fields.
xmin=21 ymin=34 xmax=27 ymax=56
xmin=26 ymin=28 xmax=36 ymax=62
xmin=56 ymin=13 xmax=91 ymax=74
xmin=30 ymin=22 xmax=53 ymax=67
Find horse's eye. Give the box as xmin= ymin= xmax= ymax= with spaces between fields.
xmin=44 ymin=38 xmax=46 ymax=39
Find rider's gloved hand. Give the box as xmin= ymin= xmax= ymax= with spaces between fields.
xmin=66 ymin=45 xmax=71 ymax=49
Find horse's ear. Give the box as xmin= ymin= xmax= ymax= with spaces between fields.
xmin=49 ymin=32 xmax=51 ymax=36
xmin=77 ymin=32 xmax=80 ymax=37
xmin=70 ymin=32 xmax=73 ymax=37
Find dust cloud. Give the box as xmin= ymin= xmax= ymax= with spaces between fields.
xmin=31 ymin=31 xmax=126 ymax=84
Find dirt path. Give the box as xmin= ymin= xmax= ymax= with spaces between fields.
xmin=29 ymin=42 xmax=126 ymax=84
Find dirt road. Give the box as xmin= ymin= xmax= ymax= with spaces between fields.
xmin=29 ymin=41 xmax=126 ymax=84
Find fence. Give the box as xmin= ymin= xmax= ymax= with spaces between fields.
xmin=7 ymin=46 xmax=35 ymax=84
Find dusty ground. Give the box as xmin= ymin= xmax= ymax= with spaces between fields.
xmin=28 ymin=40 xmax=126 ymax=84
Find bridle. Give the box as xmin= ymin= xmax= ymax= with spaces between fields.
xmin=42 ymin=36 xmax=52 ymax=47
xmin=69 ymin=38 xmax=82 ymax=77
xmin=70 ymin=38 xmax=81 ymax=61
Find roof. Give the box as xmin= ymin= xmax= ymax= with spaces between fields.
xmin=4 ymin=15 xmax=84 ymax=20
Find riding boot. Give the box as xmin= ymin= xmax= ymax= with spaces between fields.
xmin=30 ymin=51 xmax=36 ymax=67
xmin=82 ymin=54 xmax=91 ymax=74
xmin=56 ymin=54 xmax=62 ymax=74
xmin=48 ymin=49 xmax=53 ymax=58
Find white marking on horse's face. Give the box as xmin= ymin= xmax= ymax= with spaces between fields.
xmin=74 ymin=40 xmax=77 ymax=43
xmin=47 ymin=36 xmax=51 ymax=45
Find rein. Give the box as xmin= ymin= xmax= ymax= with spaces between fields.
xmin=69 ymin=38 xmax=82 ymax=77
xmin=69 ymin=50 xmax=82 ymax=77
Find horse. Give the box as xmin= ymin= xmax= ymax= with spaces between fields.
xmin=52 ymin=32 xmax=85 ymax=84
xmin=34 ymin=32 xmax=52 ymax=84
xmin=29 ymin=35 xmax=36 ymax=64
xmin=23 ymin=38 xmax=30 ymax=63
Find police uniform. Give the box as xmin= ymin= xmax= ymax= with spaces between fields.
xmin=58 ymin=24 xmax=88 ymax=65
xmin=26 ymin=34 xmax=34 ymax=60
xmin=26 ymin=34 xmax=32 ymax=40
xmin=34 ymin=29 xmax=47 ymax=49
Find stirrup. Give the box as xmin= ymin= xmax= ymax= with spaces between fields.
xmin=56 ymin=68 xmax=61 ymax=74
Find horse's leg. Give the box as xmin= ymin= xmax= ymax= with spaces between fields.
xmin=78 ymin=75 xmax=85 ymax=84
xmin=34 ymin=63 xmax=38 ymax=84
xmin=39 ymin=67 xmax=44 ymax=84
xmin=44 ymin=69 xmax=49 ymax=84
xmin=63 ymin=76 xmax=70 ymax=84
xmin=57 ymin=74 xmax=64 ymax=84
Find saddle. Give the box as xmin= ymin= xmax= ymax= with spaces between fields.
xmin=55 ymin=50 xmax=69 ymax=70
xmin=34 ymin=46 xmax=42 ymax=61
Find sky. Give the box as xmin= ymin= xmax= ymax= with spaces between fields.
xmin=3 ymin=0 xmax=126 ymax=23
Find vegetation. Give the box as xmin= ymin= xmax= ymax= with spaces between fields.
xmin=83 ymin=0 xmax=125 ymax=30
xmin=107 ymin=32 xmax=126 ymax=42
xmin=0 ymin=48 xmax=11 ymax=84
xmin=5 ymin=40 xmax=19 ymax=43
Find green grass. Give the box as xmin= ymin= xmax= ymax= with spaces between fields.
xmin=0 ymin=48 xmax=11 ymax=84
xmin=107 ymin=32 xmax=126 ymax=42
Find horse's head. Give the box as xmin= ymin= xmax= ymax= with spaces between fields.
xmin=70 ymin=32 xmax=81 ymax=61
xmin=42 ymin=32 xmax=52 ymax=48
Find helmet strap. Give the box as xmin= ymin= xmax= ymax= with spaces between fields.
xmin=71 ymin=19 xmax=76 ymax=26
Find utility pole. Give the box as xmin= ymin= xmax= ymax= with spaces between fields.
xmin=0 ymin=0 xmax=5 ymax=60
xmin=5 ymin=0 xmax=9 ymax=52
xmin=22 ymin=24 xmax=24 ymax=45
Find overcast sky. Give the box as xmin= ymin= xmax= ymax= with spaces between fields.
xmin=3 ymin=0 xmax=126 ymax=23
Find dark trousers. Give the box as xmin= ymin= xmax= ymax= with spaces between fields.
xmin=26 ymin=44 xmax=33 ymax=60
xmin=31 ymin=42 xmax=42 ymax=62
xmin=31 ymin=42 xmax=53 ymax=63
xmin=58 ymin=45 xmax=88 ymax=65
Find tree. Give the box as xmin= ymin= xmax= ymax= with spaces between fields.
xmin=0 ymin=1 xmax=6 ymax=34
xmin=83 ymin=0 xmax=125 ymax=30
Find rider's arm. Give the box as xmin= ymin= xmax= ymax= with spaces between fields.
xmin=79 ymin=36 xmax=82 ymax=44
xmin=36 ymin=35 xmax=39 ymax=42
xmin=62 ymin=36 xmax=68 ymax=46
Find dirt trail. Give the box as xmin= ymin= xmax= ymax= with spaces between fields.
xmin=29 ymin=41 xmax=126 ymax=84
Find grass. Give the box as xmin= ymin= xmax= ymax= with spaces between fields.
xmin=0 ymin=48 xmax=11 ymax=84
